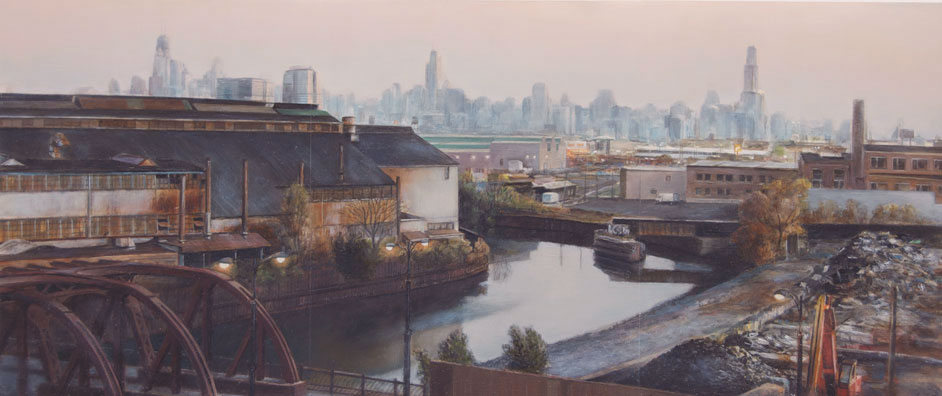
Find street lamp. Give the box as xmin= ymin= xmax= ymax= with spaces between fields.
xmin=774 ymin=289 xmax=805 ymax=396
xmin=246 ymin=248 xmax=290 ymax=396
xmin=389 ymin=236 xmax=429 ymax=396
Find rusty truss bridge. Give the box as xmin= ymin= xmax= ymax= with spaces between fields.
xmin=0 ymin=260 xmax=306 ymax=396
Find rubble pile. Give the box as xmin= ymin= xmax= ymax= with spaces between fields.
xmin=636 ymin=338 xmax=784 ymax=396
xmin=826 ymin=231 xmax=942 ymax=344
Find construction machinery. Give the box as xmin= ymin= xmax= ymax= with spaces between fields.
xmin=806 ymin=295 xmax=862 ymax=396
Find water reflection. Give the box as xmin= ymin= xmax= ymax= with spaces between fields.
xmin=265 ymin=238 xmax=710 ymax=379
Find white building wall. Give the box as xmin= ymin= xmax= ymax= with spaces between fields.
xmin=380 ymin=166 xmax=459 ymax=229
xmin=620 ymin=167 xmax=687 ymax=200
xmin=0 ymin=190 xmax=174 ymax=219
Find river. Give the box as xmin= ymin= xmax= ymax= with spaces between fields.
xmin=265 ymin=237 xmax=721 ymax=380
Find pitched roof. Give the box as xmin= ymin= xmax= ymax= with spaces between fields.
xmin=355 ymin=125 xmax=458 ymax=167
xmin=0 ymin=128 xmax=393 ymax=217
xmin=0 ymin=158 xmax=202 ymax=174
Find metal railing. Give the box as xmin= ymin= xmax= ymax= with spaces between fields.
xmin=302 ymin=367 xmax=427 ymax=396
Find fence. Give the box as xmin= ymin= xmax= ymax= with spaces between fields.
xmin=303 ymin=367 xmax=427 ymax=396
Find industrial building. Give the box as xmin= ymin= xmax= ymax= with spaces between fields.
xmin=423 ymin=135 xmax=567 ymax=173
xmin=686 ymin=160 xmax=798 ymax=203
xmin=0 ymin=93 xmax=460 ymax=265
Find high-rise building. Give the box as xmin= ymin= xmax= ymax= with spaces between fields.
xmin=129 ymin=76 xmax=147 ymax=95
xmin=216 ymin=78 xmax=274 ymax=102
xmin=147 ymin=35 xmax=187 ymax=97
xmin=425 ymin=50 xmax=442 ymax=110
xmin=529 ymin=83 xmax=550 ymax=130
xmin=735 ymin=46 xmax=769 ymax=141
xmin=282 ymin=66 xmax=318 ymax=105
xmin=108 ymin=79 xmax=121 ymax=95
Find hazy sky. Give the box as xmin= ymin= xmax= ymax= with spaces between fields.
xmin=2 ymin=1 xmax=941 ymax=137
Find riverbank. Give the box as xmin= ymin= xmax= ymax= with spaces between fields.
xmin=484 ymin=258 xmax=818 ymax=381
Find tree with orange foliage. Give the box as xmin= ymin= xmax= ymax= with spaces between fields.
xmin=733 ymin=178 xmax=811 ymax=265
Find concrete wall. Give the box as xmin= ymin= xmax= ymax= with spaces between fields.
xmin=429 ymin=361 xmax=686 ymax=396
xmin=381 ymin=165 xmax=459 ymax=229
xmin=808 ymin=189 xmax=942 ymax=223
xmin=619 ymin=167 xmax=687 ymax=200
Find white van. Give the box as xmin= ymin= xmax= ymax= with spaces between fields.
xmin=655 ymin=193 xmax=681 ymax=205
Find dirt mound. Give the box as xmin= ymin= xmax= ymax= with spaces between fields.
xmin=636 ymin=338 xmax=784 ymax=396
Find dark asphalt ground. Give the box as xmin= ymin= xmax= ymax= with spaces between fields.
xmin=572 ymin=199 xmax=740 ymax=221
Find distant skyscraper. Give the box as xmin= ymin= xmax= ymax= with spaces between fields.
xmin=735 ymin=45 xmax=768 ymax=141
xmin=425 ymin=50 xmax=442 ymax=110
xmin=108 ymin=79 xmax=121 ymax=95
xmin=282 ymin=66 xmax=318 ymax=104
xmin=148 ymin=35 xmax=187 ymax=97
xmin=216 ymin=78 xmax=274 ymax=102
xmin=529 ymin=82 xmax=550 ymax=130
xmin=129 ymin=75 xmax=147 ymax=95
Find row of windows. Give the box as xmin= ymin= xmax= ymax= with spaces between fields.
xmin=694 ymin=173 xmax=777 ymax=184
xmin=869 ymin=182 xmax=933 ymax=192
xmin=810 ymin=169 xmax=846 ymax=189
xmin=309 ymin=185 xmax=397 ymax=202
xmin=870 ymin=157 xmax=942 ymax=171
xmin=1 ymin=117 xmax=340 ymax=133
xmin=0 ymin=174 xmax=201 ymax=192
xmin=694 ymin=187 xmax=747 ymax=196
xmin=0 ymin=214 xmax=204 ymax=241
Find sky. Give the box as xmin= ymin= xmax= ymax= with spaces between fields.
xmin=2 ymin=0 xmax=941 ymax=138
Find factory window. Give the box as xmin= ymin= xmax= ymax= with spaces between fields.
xmin=696 ymin=173 xmax=703 ymax=181
xmin=704 ymin=188 xmax=711 ymax=195
xmin=935 ymin=160 xmax=942 ymax=171
xmin=444 ymin=166 xmax=450 ymax=180
xmin=870 ymin=182 xmax=888 ymax=191
xmin=703 ymin=174 xmax=712 ymax=181
xmin=716 ymin=173 xmax=723 ymax=181
xmin=745 ymin=190 xmax=753 ymax=194
xmin=547 ymin=141 xmax=552 ymax=151
xmin=895 ymin=183 xmax=910 ymax=191
xmin=725 ymin=174 xmax=733 ymax=182
xmin=811 ymin=169 xmax=823 ymax=188
xmin=833 ymin=170 xmax=845 ymax=189
xmin=759 ymin=175 xmax=767 ymax=183
xmin=650 ymin=189 xmax=658 ymax=195
xmin=915 ymin=184 xmax=931 ymax=192
xmin=892 ymin=158 xmax=906 ymax=170
xmin=739 ymin=175 xmax=754 ymax=183
xmin=913 ymin=159 xmax=928 ymax=170
xmin=695 ymin=188 xmax=703 ymax=195
xmin=870 ymin=157 xmax=886 ymax=169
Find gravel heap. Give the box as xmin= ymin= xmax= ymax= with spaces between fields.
xmin=636 ymin=338 xmax=784 ymax=396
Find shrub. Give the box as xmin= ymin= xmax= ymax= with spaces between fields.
xmin=332 ymin=235 xmax=379 ymax=281
xmin=414 ymin=328 xmax=475 ymax=385
xmin=502 ymin=325 xmax=549 ymax=374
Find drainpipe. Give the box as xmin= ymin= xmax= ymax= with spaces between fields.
xmin=179 ymin=174 xmax=186 ymax=244
xmin=396 ymin=176 xmax=401 ymax=241
xmin=299 ymin=161 xmax=305 ymax=186
xmin=242 ymin=160 xmax=248 ymax=237
xmin=86 ymin=174 xmax=92 ymax=238
xmin=338 ymin=145 xmax=344 ymax=183
xmin=205 ymin=158 xmax=212 ymax=239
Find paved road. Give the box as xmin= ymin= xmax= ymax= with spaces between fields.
xmin=573 ymin=199 xmax=740 ymax=221
xmin=485 ymin=260 xmax=817 ymax=381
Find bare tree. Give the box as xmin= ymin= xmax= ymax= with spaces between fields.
xmin=343 ymin=197 xmax=397 ymax=248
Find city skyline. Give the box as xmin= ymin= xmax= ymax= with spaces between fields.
xmin=2 ymin=1 xmax=942 ymax=137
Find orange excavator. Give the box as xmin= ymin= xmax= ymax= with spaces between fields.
xmin=805 ymin=295 xmax=862 ymax=396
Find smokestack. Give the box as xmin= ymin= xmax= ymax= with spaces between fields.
xmin=298 ymin=161 xmax=305 ymax=186
xmin=338 ymin=145 xmax=344 ymax=183
xmin=342 ymin=116 xmax=358 ymax=142
xmin=242 ymin=160 xmax=248 ymax=237
xmin=205 ymin=158 xmax=212 ymax=239
xmin=179 ymin=174 xmax=187 ymax=243
xmin=852 ymin=100 xmax=866 ymax=187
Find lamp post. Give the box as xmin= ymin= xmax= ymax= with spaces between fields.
xmin=247 ymin=249 xmax=289 ymax=396
xmin=774 ymin=289 xmax=805 ymax=396
xmin=387 ymin=237 xmax=429 ymax=396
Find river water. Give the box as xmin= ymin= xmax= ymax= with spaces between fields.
xmin=267 ymin=238 xmax=718 ymax=380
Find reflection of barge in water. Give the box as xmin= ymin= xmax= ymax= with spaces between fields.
xmin=593 ymin=224 xmax=646 ymax=263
